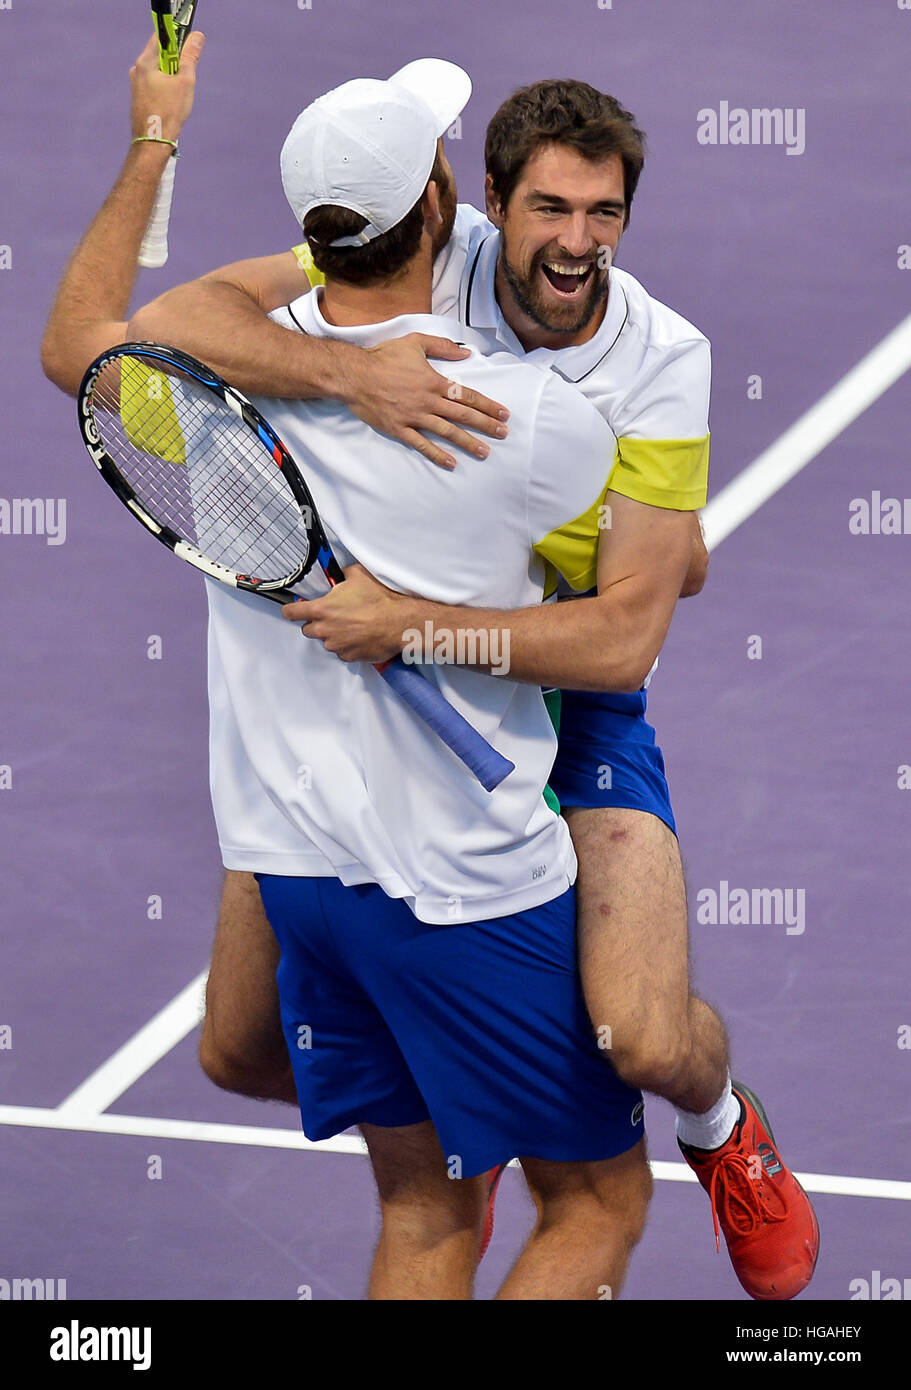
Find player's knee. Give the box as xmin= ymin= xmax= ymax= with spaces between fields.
xmin=379 ymin=1183 xmax=487 ymax=1251
xmin=618 ymin=1160 xmax=653 ymax=1248
xmin=609 ymin=1025 xmax=690 ymax=1095
xmin=533 ymin=1156 xmax=652 ymax=1250
xmin=198 ymin=1027 xmax=291 ymax=1100
xmin=197 ymin=1029 xmax=247 ymax=1093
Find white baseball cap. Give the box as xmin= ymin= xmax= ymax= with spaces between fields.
xmin=281 ymin=58 xmax=471 ymax=248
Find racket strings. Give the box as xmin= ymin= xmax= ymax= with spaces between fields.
xmin=90 ymin=360 xmax=311 ymax=580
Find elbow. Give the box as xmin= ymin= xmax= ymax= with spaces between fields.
xmin=591 ymin=617 xmax=659 ymax=694
xmin=127 ymin=302 xmax=157 ymax=342
xmin=679 ymin=549 xmax=710 ymax=598
xmin=607 ymin=659 xmax=655 ymax=694
xmin=40 ymin=334 xmax=78 ymax=397
xmin=680 ymin=522 xmax=710 ymax=598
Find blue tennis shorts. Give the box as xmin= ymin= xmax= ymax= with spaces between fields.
xmin=256 ymin=875 xmax=644 ymax=1179
xmin=548 ymin=688 xmax=677 ymax=834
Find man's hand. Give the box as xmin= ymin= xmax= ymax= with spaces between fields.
xmin=343 ymin=334 xmax=510 ymax=470
xmin=282 ymin=564 xmax=410 ymax=662
xmin=130 ymin=31 xmax=206 ymax=144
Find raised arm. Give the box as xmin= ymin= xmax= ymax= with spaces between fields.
xmin=41 ymin=42 xmax=508 ymax=468
xmin=41 ymin=33 xmax=206 ymax=396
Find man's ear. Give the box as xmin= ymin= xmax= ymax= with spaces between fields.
xmin=423 ymin=178 xmax=443 ymax=236
xmin=484 ymin=174 xmax=504 ymax=228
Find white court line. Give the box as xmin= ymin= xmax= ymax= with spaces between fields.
xmin=46 ymin=314 xmax=911 ymax=1129
xmin=701 ymin=310 xmax=911 ymax=551
xmin=1 ymin=1104 xmax=365 ymax=1155
xmin=1 ymin=1104 xmax=909 ymax=1202
xmin=55 ymin=971 xmax=208 ymax=1116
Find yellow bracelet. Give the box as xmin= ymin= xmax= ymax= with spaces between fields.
xmin=131 ymin=136 xmax=179 ymax=154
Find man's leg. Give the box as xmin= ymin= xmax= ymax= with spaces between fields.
xmin=566 ymin=806 xmax=728 ymax=1112
xmin=567 ymin=805 xmax=819 ymax=1300
xmin=496 ymin=1141 xmax=652 ymax=1301
xmin=361 ymin=1123 xmax=650 ymax=1301
xmin=361 ymin=1120 xmax=486 ymax=1300
xmin=198 ymin=870 xmax=297 ymax=1103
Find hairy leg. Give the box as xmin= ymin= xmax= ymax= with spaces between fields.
xmin=360 ymin=1121 xmax=486 ymax=1301
xmin=198 ymin=870 xmax=297 ymax=1103
xmin=566 ymin=807 xmax=728 ymax=1113
xmin=496 ymin=1140 xmax=652 ymax=1300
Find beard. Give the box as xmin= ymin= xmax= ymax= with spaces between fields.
xmin=499 ymin=230 xmax=611 ymax=337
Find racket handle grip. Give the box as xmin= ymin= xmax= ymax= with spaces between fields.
xmin=378 ymin=658 xmax=514 ymax=792
xmin=139 ymin=153 xmax=177 ymax=269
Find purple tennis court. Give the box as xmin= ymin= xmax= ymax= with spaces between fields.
xmin=1 ymin=0 xmax=909 ymax=1306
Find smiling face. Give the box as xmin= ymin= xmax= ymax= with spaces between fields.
xmin=486 ymin=143 xmax=627 ymax=349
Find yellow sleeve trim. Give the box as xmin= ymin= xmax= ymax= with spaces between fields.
xmin=609 ymin=435 xmax=710 ymax=510
xmin=533 ymin=479 xmax=611 ymax=596
xmin=290 ymin=243 xmax=326 ymax=287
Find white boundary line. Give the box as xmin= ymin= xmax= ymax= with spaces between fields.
xmin=702 ymin=310 xmax=911 ymax=551
xmin=0 ymin=1105 xmax=366 ymax=1154
xmin=1 ymin=1104 xmax=908 ymax=1202
xmin=55 ymin=972 xmax=207 ymax=1116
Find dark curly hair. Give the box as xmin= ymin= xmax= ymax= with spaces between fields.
xmin=485 ymin=80 xmax=646 ymax=227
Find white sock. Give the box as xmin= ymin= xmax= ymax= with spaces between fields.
xmin=675 ymin=1076 xmax=741 ymax=1151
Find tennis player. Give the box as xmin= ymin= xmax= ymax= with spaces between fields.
xmin=42 ymin=46 xmax=818 ymax=1302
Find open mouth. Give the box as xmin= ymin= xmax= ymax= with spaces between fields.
xmin=539 ymin=260 xmax=595 ymax=299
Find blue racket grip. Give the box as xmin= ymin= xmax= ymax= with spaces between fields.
xmin=378 ymin=658 xmax=514 ymax=792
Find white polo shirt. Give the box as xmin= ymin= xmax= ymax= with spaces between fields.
xmin=206 ymin=291 xmax=618 ymax=923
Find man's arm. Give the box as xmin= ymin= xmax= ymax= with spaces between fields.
xmin=41 ymin=34 xmax=206 ymax=396
xmin=41 ymin=43 xmax=507 ymax=470
xmin=285 ymin=490 xmax=692 ymax=692
xmin=128 ymin=265 xmax=509 ymax=469
xmin=129 ymin=268 xmax=507 ymax=468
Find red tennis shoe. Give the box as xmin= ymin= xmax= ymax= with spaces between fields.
xmin=479 ymin=1161 xmax=510 ymax=1260
xmin=679 ymin=1082 xmax=819 ymax=1300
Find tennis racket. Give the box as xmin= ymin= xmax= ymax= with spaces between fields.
xmin=77 ymin=343 xmax=515 ymax=792
xmin=138 ymin=1 xmax=200 ymax=269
